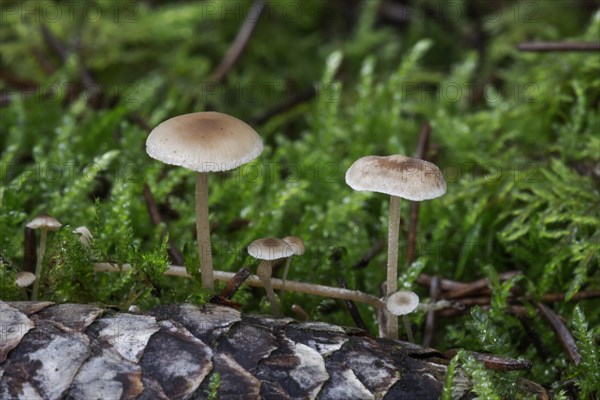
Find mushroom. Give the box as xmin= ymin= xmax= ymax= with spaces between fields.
xmin=146 ymin=112 xmax=263 ymax=290
xmin=26 ymin=214 xmax=62 ymax=300
xmin=345 ymin=155 xmax=445 ymax=339
xmin=15 ymin=271 xmax=37 ymax=301
xmin=386 ymin=290 xmax=420 ymax=342
xmin=15 ymin=271 xmax=36 ymax=288
xmin=247 ymin=237 xmax=294 ymax=316
xmin=73 ymin=226 xmax=93 ymax=248
xmin=280 ymin=236 xmax=305 ymax=298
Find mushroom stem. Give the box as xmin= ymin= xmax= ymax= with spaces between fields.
xmin=402 ymin=315 xmax=414 ymax=342
xmin=257 ymin=260 xmax=281 ymax=316
xmin=196 ymin=172 xmax=214 ymax=290
xmin=31 ymin=229 xmax=48 ymax=301
xmin=386 ymin=195 xmax=401 ymax=339
xmin=279 ymin=256 xmax=293 ymax=298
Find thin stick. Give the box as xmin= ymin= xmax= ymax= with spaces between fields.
xmin=352 ymin=240 xmax=384 ymax=269
xmin=386 ymin=195 xmax=401 ymax=339
xmin=94 ymin=263 xmax=385 ymax=309
xmin=444 ymin=271 xmax=520 ymax=299
xmin=251 ymin=86 xmax=316 ymax=125
xmin=196 ymin=173 xmax=214 ymax=290
xmin=219 ymin=267 xmax=251 ymax=299
xmin=209 ymin=0 xmax=266 ymax=83
xmin=444 ymin=349 xmax=532 ymax=371
xmin=537 ymin=303 xmax=581 ymax=365
xmin=338 ymin=277 xmax=369 ymax=332
xmin=416 ymin=274 xmax=468 ymax=291
xmin=518 ymin=42 xmax=600 ymax=52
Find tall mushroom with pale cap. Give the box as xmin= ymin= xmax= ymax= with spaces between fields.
xmin=26 ymin=214 xmax=62 ymax=300
xmin=146 ymin=112 xmax=263 ymax=290
xmin=248 ymin=237 xmax=294 ymax=316
xmin=345 ymin=155 xmax=445 ymax=339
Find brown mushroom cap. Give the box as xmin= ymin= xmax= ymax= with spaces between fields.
xmin=386 ymin=291 xmax=420 ymax=316
xmin=146 ymin=111 xmax=263 ymax=173
xmin=345 ymin=155 xmax=446 ymax=201
xmin=282 ymin=236 xmax=305 ymax=256
xmin=248 ymin=237 xmax=294 ymax=261
xmin=26 ymin=214 xmax=62 ymax=231
xmin=15 ymin=271 xmax=37 ymax=288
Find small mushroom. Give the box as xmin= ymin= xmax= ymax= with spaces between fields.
xmin=346 ymin=155 xmax=445 ymax=339
xmin=386 ymin=290 xmax=420 ymax=342
xmin=15 ymin=271 xmax=36 ymax=288
xmin=248 ymin=237 xmax=294 ymax=316
xmin=73 ymin=226 xmax=93 ymax=248
xmin=146 ymin=112 xmax=263 ymax=290
xmin=280 ymin=236 xmax=305 ymax=298
xmin=26 ymin=214 xmax=62 ymax=300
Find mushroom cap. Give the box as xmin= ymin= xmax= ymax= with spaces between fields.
xmin=73 ymin=226 xmax=93 ymax=247
xmin=282 ymin=236 xmax=305 ymax=256
xmin=345 ymin=155 xmax=446 ymax=201
xmin=386 ymin=291 xmax=420 ymax=316
xmin=248 ymin=237 xmax=294 ymax=261
xmin=15 ymin=271 xmax=37 ymax=288
xmin=26 ymin=214 xmax=62 ymax=231
xmin=146 ymin=111 xmax=263 ymax=173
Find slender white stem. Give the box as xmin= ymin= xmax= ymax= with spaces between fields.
xmin=257 ymin=260 xmax=281 ymax=316
xmin=279 ymin=256 xmax=292 ymax=297
xmin=402 ymin=315 xmax=414 ymax=342
xmin=196 ymin=172 xmax=214 ymax=290
xmin=386 ymin=195 xmax=401 ymax=339
xmin=31 ymin=229 xmax=47 ymax=301
xmin=93 ymin=263 xmax=385 ymax=309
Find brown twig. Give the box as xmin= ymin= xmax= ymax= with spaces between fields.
xmin=407 ymin=123 xmax=431 ymax=265
xmin=445 ymin=349 xmax=532 ymax=371
xmin=338 ymin=277 xmax=370 ymax=332
xmin=142 ymin=184 xmax=184 ymax=265
xmin=537 ymin=303 xmax=581 ymax=365
xmin=352 ymin=240 xmax=385 ymax=269
xmin=209 ymin=0 xmax=266 ymax=83
xmin=416 ymin=274 xmax=468 ymax=291
xmin=518 ymin=41 xmax=600 ymax=52
xmin=219 ymin=267 xmax=251 ymax=299
xmin=423 ymin=275 xmax=439 ymax=347
xmin=540 ymin=290 xmax=600 ymax=303
xmin=444 ymin=271 xmax=520 ymax=299
xmin=40 ymin=24 xmax=98 ymax=97
xmin=251 ymin=86 xmax=317 ymax=125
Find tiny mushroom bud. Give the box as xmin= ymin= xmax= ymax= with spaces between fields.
xmin=73 ymin=226 xmax=93 ymax=248
xmin=346 ymin=155 xmax=445 ymax=339
xmin=248 ymin=237 xmax=294 ymax=316
xmin=15 ymin=271 xmax=37 ymax=288
xmin=26 ymin=214 xmax=62 ymax=300
xmin=386 ymin=290 xmax=420 ymax=342
xmin=280 ymin=236 xmax=305 ymax=298
xmin=147 ymin=112 xmax=263 ymax=290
